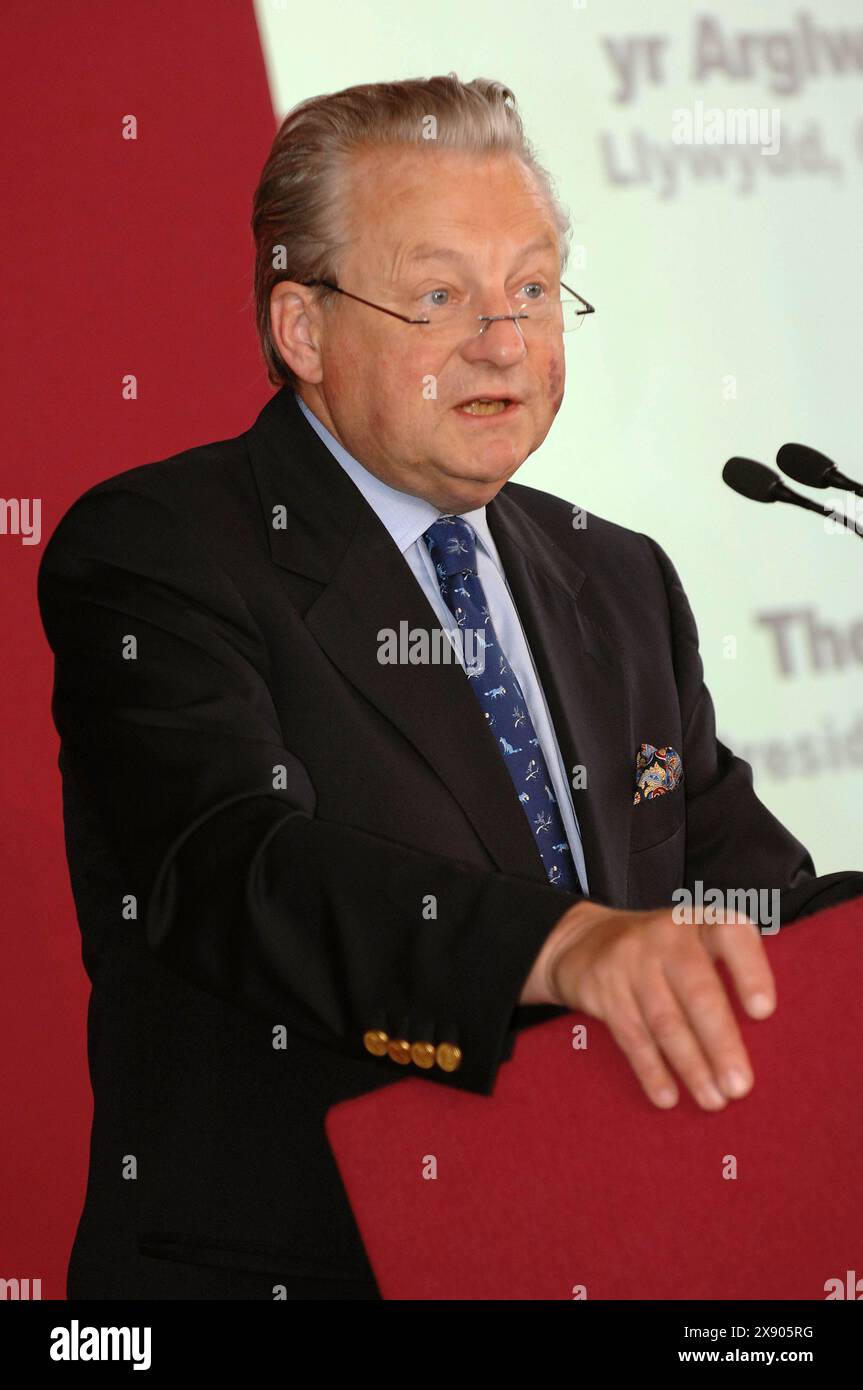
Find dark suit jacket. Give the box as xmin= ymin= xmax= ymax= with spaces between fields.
xmin=37 ymin=385 xmax=863 ymax=1299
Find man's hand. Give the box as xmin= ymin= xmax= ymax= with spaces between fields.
xmin=543 ymin=900 xmax=777 ymax=1111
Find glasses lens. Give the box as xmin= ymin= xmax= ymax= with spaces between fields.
xmin=561 ymin=297 xmax=587 ymax=333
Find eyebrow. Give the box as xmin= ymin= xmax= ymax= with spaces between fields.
xmin=404 ymin=235 xmax=558 ymax=268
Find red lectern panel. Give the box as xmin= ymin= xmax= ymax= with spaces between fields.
xmin=326 ymin=897 xmax=863 ymax=1300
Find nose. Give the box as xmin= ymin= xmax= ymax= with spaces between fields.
xmin=460 ymin=310 xmax=527 ymax=366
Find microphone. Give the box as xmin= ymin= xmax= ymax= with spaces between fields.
xmin=722 ymin=457 xmax=863 ymax=538
xmin=776 ymin=442 xmax=863 ymax=498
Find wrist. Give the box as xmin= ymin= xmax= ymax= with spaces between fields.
xmin=520 ymin=898 xmax=608 ymax=1006
xmin=546 ymin=899 xmax=612 ymax=1001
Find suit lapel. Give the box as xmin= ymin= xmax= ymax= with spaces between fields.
xmin=246 ymin=388 xmax=547 ymax=882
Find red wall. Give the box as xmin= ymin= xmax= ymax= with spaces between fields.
xmin=0 ymin=0 xmax=276 ymax=1297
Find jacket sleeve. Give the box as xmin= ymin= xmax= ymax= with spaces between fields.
xmin=37 ymin=485 xmax=585 ymax=1096
xmin=644 ymin=534 xmax=863 ymax=924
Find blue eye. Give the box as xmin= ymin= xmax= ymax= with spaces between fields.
xmin=520 ymin=282 xmax=546 ymax=300
xmin=424 ymin=288 xmax=451 ymax=308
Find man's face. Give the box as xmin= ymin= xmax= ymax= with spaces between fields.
xmin=273 ymin=146 xmax=567 ymax=513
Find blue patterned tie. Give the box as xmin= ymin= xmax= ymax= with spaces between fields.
xmin=423 ymin=515 xmax=578 ymax=891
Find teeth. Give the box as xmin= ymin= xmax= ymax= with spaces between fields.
xmin=460 ymin=399 xmax=508 ymax=415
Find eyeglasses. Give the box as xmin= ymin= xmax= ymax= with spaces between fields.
xmin=300 ymin=277 xmax=595 ymax=340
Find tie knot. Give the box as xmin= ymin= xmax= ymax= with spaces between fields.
xmin=423 ymin=515 xmax=478 ymax=579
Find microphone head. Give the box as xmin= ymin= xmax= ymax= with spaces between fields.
xmin=722 ymin=456 xmax=782 ymax=503
xmin=776 ymin=442 xmax=836 ymax=488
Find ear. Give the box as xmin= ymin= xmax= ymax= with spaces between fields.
xmin=269 ymin=281 xmax=325 ymax=385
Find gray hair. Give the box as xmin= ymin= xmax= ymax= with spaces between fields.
xmin=250 ymin=73 xmax=572 ymax=388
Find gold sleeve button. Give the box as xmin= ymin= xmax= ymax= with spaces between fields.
xmin=363 ymin=1029 xmax=389 ymax=1057
xmin=387 ymin=1038 xmax=411 ymax=1065
xmin=410 ymin=1040 xmax=436 ymax=1069
xmin=435 ymin=1042 xmax=462 ymax=1073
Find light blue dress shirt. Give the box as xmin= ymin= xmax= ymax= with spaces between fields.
xmin=294 ymin=391 xmax=589 ymax=894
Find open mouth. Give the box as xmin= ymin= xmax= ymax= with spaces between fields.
xmin=454 ymin=398 xmax=518 ymax=417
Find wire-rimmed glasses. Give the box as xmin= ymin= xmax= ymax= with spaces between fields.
xmin=300 ymin=277 xmax=595 ymax=340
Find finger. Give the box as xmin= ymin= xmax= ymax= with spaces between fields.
xmin=663 ymin=949 xmax=754 ymax=1101
xmin=632 ymin=966 xmax=730 ymax=1110
xmin=599 ymin=978 xmax=685 ymax=1110
xmin=701 ymin=915 xmax=777 ymax=1020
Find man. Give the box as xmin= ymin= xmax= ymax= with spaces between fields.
xmin=38 ymin=75 xmax=862 ymax=1300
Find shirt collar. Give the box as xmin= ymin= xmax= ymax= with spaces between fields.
xmin=294 ymin=390 xmax=501 ymax=566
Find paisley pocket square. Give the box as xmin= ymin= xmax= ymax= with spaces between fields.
xmin=633 ymin=743 xmax=683 ymax=805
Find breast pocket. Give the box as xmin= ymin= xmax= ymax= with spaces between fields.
xmin=627 ymin=790 xmax=686 ymax=910
xmin=629 ymin=787 xmax=686 ymax=855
